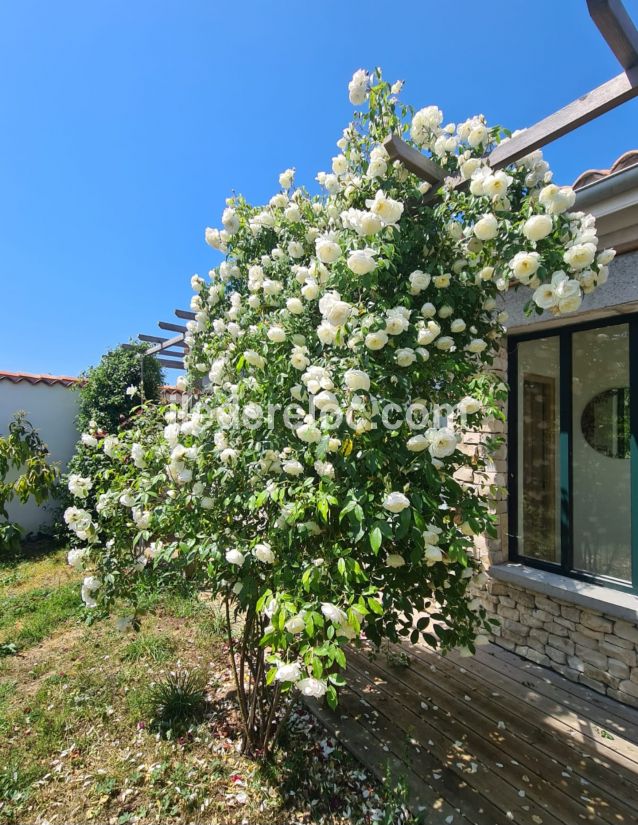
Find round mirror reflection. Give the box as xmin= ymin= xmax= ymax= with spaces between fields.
xmin=581 ymin=387 xmax=630 ymax=459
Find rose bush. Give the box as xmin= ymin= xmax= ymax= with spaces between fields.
xmin=65 ymin=69 xmax=613 ymax=754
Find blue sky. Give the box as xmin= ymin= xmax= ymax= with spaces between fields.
xmin=2 ymin=0 xmax=637 ymax=377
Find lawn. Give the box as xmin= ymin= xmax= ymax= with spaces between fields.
xmin=0 ymin=545 xmax=413 ymax=824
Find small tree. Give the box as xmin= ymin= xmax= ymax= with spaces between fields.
xmin=76 ymin=343 xmax=164 ymax=433
xmin=64 ymin=69 xmax=614 ymax=756
xmin=0 ymin=413 xmax=59 ymax=550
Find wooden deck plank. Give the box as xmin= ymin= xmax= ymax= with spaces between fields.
xmin=485 ymin=644 xmax=638 ymax=729
xmin=405 ymin=643 xmax=638 ymax=777
xmin=307 ymin=640 xmax=638 ymax=824
xmin=387 ymin=643 xmax=638 ymax=822
xmin=307 ymin=691 xmax=476 ymax=824
xmin=347 ymin=653 xmax=573 ymax=825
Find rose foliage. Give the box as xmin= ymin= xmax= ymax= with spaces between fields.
xmin=65 ymin=69 xmax=614 ymax=753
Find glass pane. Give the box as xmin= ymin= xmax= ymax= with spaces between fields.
xmin=517 ymin=337 xmax=561 ymax=563
xmin=573 ymin=324 xmax=631 ymax=582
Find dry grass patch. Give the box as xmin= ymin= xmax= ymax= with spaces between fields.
xmin=0 ymin=547 xmax=414 ymax=824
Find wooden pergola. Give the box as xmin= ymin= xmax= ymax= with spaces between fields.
xmin=134 ymin=0 xmax=638 ymax=374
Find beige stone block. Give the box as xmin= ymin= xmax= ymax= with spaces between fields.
xmin=546 ymin=646 xmax=567 ymax=665
xmin=575 ymin=645 xmax=608 ymax=670
xmin=614 ymin=620 xmax=638 ymax=645
xmin=604 ymin=632 xmax=635 ymax=649
xmin=497 ymin=605 xmax=520 ymax=621
xmin=524 ymin=648 xmax=551 ymax=667
xmin=534 ymin=596 xmax=560 ymax=616
xmin=547 ymin=634 xmax=574 ymax=655
xmin=581 ymin=612 xmax=613 ymax=633
xmin=618 ymin=679 xmax=638 ymax=699
xmin=560 ymin=605 xmax=581 ymax=623
xmin=599 ymin=641 xmax=636 ymax=668
xmin=571 ymin=631 xmax=600 ymax=650
xmin=608 ymin=659 xmax=631 ymax=680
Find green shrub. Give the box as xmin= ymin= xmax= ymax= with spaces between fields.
xmin=76 ymin=343 xmax=164 ymax=433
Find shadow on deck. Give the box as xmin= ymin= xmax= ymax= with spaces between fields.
xmin=307 ymin=641 xmax=638 ymax=825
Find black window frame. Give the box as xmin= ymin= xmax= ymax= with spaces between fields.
xmin=508 ymin=312 xmax=638 ymax=594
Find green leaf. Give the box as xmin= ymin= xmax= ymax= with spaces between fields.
xmin=337 ymin=557 xmax=346 ymax=576
xmin=369 ymin=527 xmax=382 ymax=553
xmin=368 ymin=597 xmax=383 ymax=616
xmin=326 ymin=684 xmax=338 ymax=710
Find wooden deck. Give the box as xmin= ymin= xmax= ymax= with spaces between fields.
xmin=309 ymin=641 xmax=638 ymax=824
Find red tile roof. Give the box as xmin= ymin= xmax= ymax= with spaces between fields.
xmin=0 ymin=370 xmax=182 ymax=394
xmin=0 ymin=370 xmax=81 ymax=387
xmin=573 ymin=149 xmax=638 ymax=190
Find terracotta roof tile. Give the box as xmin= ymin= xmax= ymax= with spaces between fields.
xmin=573 ymin=149 xmax=638 ymax=190
xmin=0 ymin=370 xmax=81 ymax=387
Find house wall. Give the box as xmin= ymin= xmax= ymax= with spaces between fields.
xmin=472 ymin=248 xmax=638 ymax=707
xmin=0 ymin=381 xmax=80 ymax=534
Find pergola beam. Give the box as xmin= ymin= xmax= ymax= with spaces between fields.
xmin=158 ymin=321 xmax=187 ymax=333
xmin=175 ymin=309 xmax=196 ymax=321
xmin=382 ymin=134 xmax=446 ymax=184
xmin=588 ymin=0 xmax=638 ymax=69
xmin=145 ymin=334 xmax=186 ymax=356
xmin=156 ymin=357 xmax=184 ymax=370
xmin=488 ymin=65 xmax=638 ymax=169
xmin=385 ymin=0 xmax=638 ymax=189
xmin=138 ymin=333 xmax=187 ymax=349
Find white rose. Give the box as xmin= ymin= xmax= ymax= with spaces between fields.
xmin=466 ymin=338 xmax=487 ymax=353
xmin=279 ymin=168 xmax=295 ymax=189
xmin=287 ymin=297 xmax=304 ymax=315
xmin=81 ymin=575 xmax=101 ymax=608
xmin=296 ymin=423 xmax=321 ymax=443
xmin=315 ymin=233 xmax=342 ymax=263
xmin=429 ymin=428 xmax=457 ymax=458
xmin=254 ymin=543 xmax=275 ymax=564
xmin=509 ymin=251 xmax=540 ymax=283
xmin=267 ymin=325 xmax=286 ymax=343
xmin=450 ymin=319 xmax=466 ymax=333
xmin=332 ymin=154 xmax=348 ymax=175
xmin=301 ymin=280 xmax=319 ymax=300
xmin=316 ymin=321 xmax=337 ymax=345
xmin=435 ymin=336 xmax=454 ymax=351
xmin=407 ymin=434 xmax=429 ymax=452
xmin=457 ymin=396 xmax=481 ymax=415
xmin=275 ymin=661 xmax=302 ymax=682
xmin=67 ymin=547 xmax=88 ymax=570
xmin=365 ymin=190 xmax=404 ymax=226
xmin=347 ymin=248 xmax=377 ymax=276
xmin=321 ymin=602 xmax=347 ymax=624
xmin=396 ymin=347 xmax=416 ymax=367
xmin=597 ymin=249 xmax=616 ymax=266
xmin=564 ymin=242 xmax=596 ymax=271
xmin=365 ymin=330 xmax=389 ymax=350
xmin=314 ymin=460 xmax=335 ymax=478
xmin=285 ymin=613 xmax=306 ymax=634
xmin=420 ymin=302 xmax=436 ymax=318
xmin=344 ymin=369 xmax=370 ymax=391
xmin=282 ymin=459 xmax=304 ymax=476
xmin=433 ymin=273 xmax=451 ymax=288
xmin=81 ymin=433 xmax=98 ymax=448
xmin=297 ymin=677 xmax=327 ymax=698
xmin=385 ymin=306 xmax=411 ymax=335
xmin=409 ymin=270 xmax=431 ymax=294
xmin=383 ymin=492 xmax=410 ymax=513
xmin=348 ymin=69 xmax=368 ymax=106
xmin=473 ymin=213 xmax=498 ymax=241
xmin=424 ymin=546 xmax=444 ymax=565
xmin=225 ymin=548 xmax=245 ymax=567
xmin=221 ymin=207 xmax=240 ymax=235
xmin=523 ymin=214 xmax=553 ymax=242
xmin=325 ymin=300 xmax=352 ymax=327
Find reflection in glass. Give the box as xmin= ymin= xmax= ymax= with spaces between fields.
xmin=517 ymin=337 xmax=561 ymax=563
xmin=573 ymin=325 xmax=631 ymax=581
xmin=581 ymin=388 xmax=630 ymax=459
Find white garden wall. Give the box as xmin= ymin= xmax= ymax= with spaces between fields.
xmin=0 ymin=376 xmax=80 ymax=535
